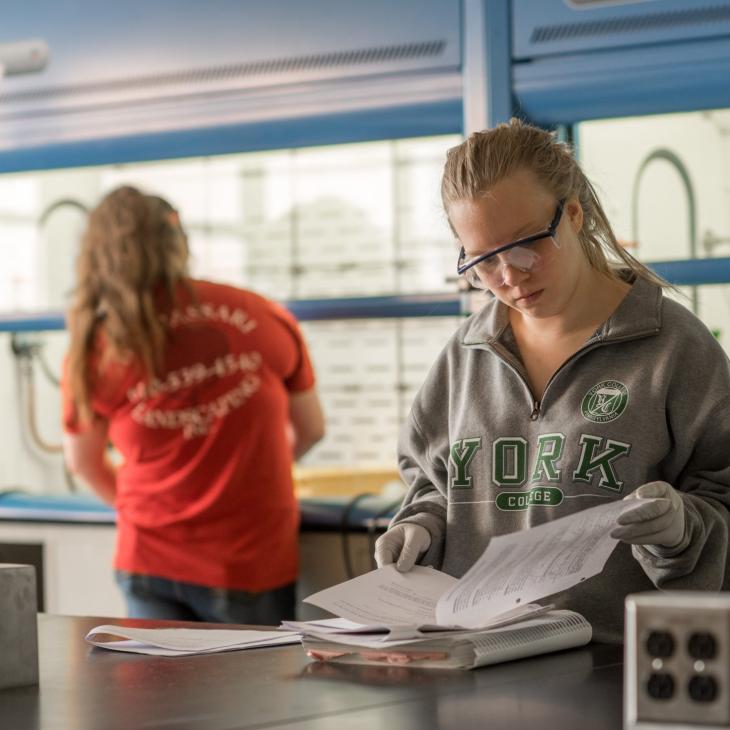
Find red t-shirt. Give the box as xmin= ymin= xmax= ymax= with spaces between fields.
xmin=61 ymin=280 xmax=315 ymax=592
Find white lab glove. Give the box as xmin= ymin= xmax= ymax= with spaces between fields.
xmin=610 ymin=481 xmax=686 ymax=550
xmin=374 ymin=523 xmax=431 ymax=572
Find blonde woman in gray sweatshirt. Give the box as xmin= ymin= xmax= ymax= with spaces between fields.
xmin=375 ymin=119 xmax=730 ymax=643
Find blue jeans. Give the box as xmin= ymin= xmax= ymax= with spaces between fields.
xmin=115 ymin=571 xmax=297 ymax=625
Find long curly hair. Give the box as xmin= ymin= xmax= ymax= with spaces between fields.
xmin=66 ymin=185 xmax=190 ymax=423
xmin=441 ymin=118 xmax=669 ymax=288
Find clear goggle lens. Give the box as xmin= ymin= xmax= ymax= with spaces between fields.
xmin=463 ymin=236 xmax=558 ymax=289
xmin=458 ymin=200 xmax=565 ymax=290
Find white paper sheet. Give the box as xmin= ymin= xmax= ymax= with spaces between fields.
xmin=301 ymin=609 xmax=578 ymax=651
xmin=296 ymin=604 xmax=554 ymax=646
xmin=282 ymin=617 xmax=371 ymax=634
xmin=85 ymin=625 xmax=300 ymax=656
xmin=304 ymin=564 xmax=457 ymax=629
xmin=435 ymin=499 xmax=628 ymax=628
xmin=303 ymin=567 xmax=552 ymax=639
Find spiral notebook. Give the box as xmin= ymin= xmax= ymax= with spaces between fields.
xmin=302 ymin=610 xmax=591 ymax=670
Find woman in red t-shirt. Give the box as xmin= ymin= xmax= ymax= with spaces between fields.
xmin=61 ymin=185 xmax=325 ymax=624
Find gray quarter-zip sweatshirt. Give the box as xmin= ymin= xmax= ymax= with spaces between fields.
xmin=392 ymin=276 xmax=730 ymax=642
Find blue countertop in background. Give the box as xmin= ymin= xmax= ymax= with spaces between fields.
xmin=0 ymin=491 xmax=398 ymax=531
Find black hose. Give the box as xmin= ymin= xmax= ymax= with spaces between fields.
xmin=367 ymin=498 xmax=403 ymax=570
xmin=36 ymin=348 xmax=61 ymax=387
xmin=340 ymin=493 xmax=375 ymax=579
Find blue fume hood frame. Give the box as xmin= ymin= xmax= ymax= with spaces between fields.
xmin=2 ymin=0 xmax=730 ymax=333
xmin=511 ymin=0 xmax=730 ymax=125
xmin=0 ymin=0 xmax=464 ymax=172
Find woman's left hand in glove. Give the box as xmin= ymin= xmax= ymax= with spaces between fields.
xmin=610 ymin=481 xmax=686 ymax=549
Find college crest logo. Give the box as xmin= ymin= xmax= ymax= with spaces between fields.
xmin=581 ymin=380 xmax=629 ymax=423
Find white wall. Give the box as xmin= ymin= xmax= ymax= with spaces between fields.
xmin=578 ymin=109 xmax=730 ymax=347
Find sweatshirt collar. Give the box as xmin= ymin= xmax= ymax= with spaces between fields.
xmin=462 ymin=274 xmax=663 ymax=348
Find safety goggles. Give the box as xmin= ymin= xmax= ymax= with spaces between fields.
xmin=457 ymin=200 xmax=565 ymax=289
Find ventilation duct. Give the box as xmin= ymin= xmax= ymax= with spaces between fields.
xmin=0 ymin=0 xmax=461 ymax=164
xmin=512 ymin=0 xmax=730 ymax=123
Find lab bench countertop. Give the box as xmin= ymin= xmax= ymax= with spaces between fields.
xmin=1 ymin=613 xmax=625 ymax=730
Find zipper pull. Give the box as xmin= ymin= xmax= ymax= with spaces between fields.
xmin=530 ymin=401 xmax=540 ymax=421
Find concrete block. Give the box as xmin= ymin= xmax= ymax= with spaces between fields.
xmin=0 ymin=564 xmax=39 ymax=690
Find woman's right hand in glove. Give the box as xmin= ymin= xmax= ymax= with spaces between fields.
xmin=374 ymin=523 xmax=431 ymax=572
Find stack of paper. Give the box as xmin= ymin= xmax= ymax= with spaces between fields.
xmin=296 ymin=611 xmax=592 ymax=669
xmin=85 ymin=626 xmax=300 ymax=656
